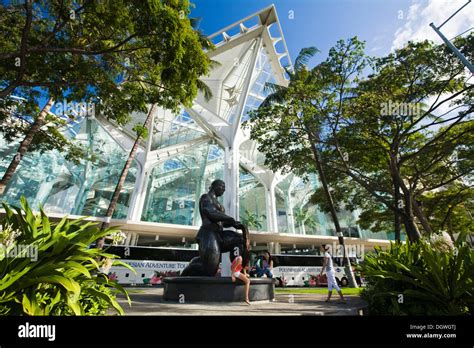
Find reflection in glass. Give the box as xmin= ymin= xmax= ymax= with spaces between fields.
xmin=239 ymin=167 xmax=267 ymax=231
xmin=0 ymin=118 xmax=138 ymax=219
xmin=141 ymin=143 xmax=224 ymax=225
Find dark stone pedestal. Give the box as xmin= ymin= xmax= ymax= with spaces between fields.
xmin=163 ymin=277 xmax=276 ymax=302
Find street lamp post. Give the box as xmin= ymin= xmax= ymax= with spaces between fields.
xmin=429 ymin=0 xmax=474 ymax=74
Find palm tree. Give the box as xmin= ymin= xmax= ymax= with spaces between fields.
xmin=294 ymin=207 xmax=319 ymax=235
xmin=293 ymin=208 xmax=308 ymax=234
xmin=241 ymin=209 xmax=264 ymax=230
xmin=260 ymin=47 xmax=358 ymax=287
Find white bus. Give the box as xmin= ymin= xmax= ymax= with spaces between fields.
xmin=106 ymin=245 xmax=197 ymax=285
xmin=267 ymin=254 xmax=360 ymax=287
xmin=106 ymin=246 xmax=362 ymax=287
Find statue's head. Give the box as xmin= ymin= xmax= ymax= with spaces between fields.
xmin=210 ymin=179 xmax=226 ymax=197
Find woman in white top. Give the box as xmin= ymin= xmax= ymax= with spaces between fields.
xmin=319 ymin=245 xmax=345 ymax=303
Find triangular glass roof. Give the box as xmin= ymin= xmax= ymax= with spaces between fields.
xmin=241 ymin=46 xmax=279 ymax=123
xmin=151 ymin=109 xmax=207 ymax=151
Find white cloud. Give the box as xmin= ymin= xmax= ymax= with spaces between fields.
xmin=392 ymin=0 xmax=474 ymax=50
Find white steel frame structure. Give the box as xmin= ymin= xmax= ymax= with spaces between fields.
xmin=0 ymin=5 xmax=393 ymax=251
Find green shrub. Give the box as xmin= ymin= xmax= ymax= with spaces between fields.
xmin=0 ymin=197 xmax=133 ymax=315
xmin=359 ymin=232 xmax=473 ymax=315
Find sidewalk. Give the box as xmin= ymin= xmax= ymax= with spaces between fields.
xmin=115 ymin=287 xmax=367 ymax=316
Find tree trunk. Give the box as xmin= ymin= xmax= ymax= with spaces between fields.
xmin=0 ymin=97 xmax=54 ymax=196
xmin=412 ymin=196 xmax=433 ymax=234
xmin=401 ymin=213 xmax=420 ymax=242
xmin=97 ymin=104 xmax=157 ymax=248
xmin=388 ymin=155 xmax=421 ymax=242
xmin=447 ymin=214 xmax=453 ymax=239
xmin=309 ymin=140 xmax=358 ymax=288
xmin=394 ymin=181 xmax=401 ymax=242
xmin=398 ymin=187 xmax=422 ymax=242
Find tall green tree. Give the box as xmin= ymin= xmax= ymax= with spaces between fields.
xmin=420 ymin=183 xmax=473 ymax=240
xmin=97 ymin=12 xmax=216 ymax=241
xmin=245 ymin=39 xmax=369 ymax=288
xmin=0 ymin=0 xmax=211 ymax=195
xmin=320 ymin=36 xmax=473 ymax=242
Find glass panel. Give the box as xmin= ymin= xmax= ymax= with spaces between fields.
xmin=239 ymin=167 xmax=267 ymax=231
xmin=276 ymin=174 xmax=330 ymax=236
xmin=141 ymin=142 xmax=225 ymax=225
xmin=275 ymin=174 xmax=391 ymax=239
xmin=242 ymin=47 xmax=279 ymax=123
xmin=275 ymin=192 xmax=289 ymax=233
xmin=151 ymin=109 xmax=206 ymax=151
xmin=239 ymin=139 xmax=266 ymax=167
xmin=219 ymin=40 xmax=258 ymax=124
xmin=0 ymin=118 xmax=138 ymax=219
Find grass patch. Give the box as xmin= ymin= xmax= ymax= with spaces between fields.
xmin=275 ymin=287 xmax=362 ymax=295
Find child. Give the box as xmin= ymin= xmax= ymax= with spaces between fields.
xmin=230 ymin=254 xmax=250 ymax=305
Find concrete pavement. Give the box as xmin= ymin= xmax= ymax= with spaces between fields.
xmin=115 ymin=287 xmax=367 ymax=316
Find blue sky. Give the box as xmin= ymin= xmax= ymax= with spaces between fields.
xmin=191 ymin=0 xmax=409 ymax=63
xmin=191 ymin=0 xmax=474 ymax=66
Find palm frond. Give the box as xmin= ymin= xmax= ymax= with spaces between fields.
xmin=189 ymin=17 xmax=202 ymax=30
xmin=260 ymin=89 xmax=287 ymax=108
xmin=196 ymin=79 xmax=213 ymax=102
xmin=263 ymin=82 xmax=286 ymax=95
xmin=209 ymin=59 xmax=221 ymax=70
xmin=189 ymin=17 xmax=213 ymax=50
xmin=195 ymin=30 xmax=213 ymax=50
xmin=294 ymin=47 xmax=319 ymax=72
xmin=283 ymin=65 xmax=295 ymax=80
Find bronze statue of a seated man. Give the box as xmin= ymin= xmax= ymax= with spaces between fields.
xmin=181 ymin=179 xmax=249 ymax=277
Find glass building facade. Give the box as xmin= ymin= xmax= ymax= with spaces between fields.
xmin=0 ymin=119 xmax=137 ymax=219
xmin=0 ymin=6 xmax=390 ymax=243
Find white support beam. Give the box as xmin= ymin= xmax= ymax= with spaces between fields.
xmin=208 ymin=27 xmax=264 ymax=59
xmin=223 ymin=146 xmax=240 ymax=219
xmin=147 ymin=135 xmax=211 ymax=165
xmin=126 ymin=108 xmax=157 ymax=220
xmin=95 ymin=116 xmax=145 ymax=154
xmin=231 ymin=37 xmax=263 ymax=139
xmin=265 ymin=181 xmax=278 ymax=233
xmin=186 ymin=103 xmax=232 ymax=146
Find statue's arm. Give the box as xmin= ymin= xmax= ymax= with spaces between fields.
xmin=201 ymin=195 xmax=236 ymax=225
xmin=222 ymin=221 xmax=234 ymax=228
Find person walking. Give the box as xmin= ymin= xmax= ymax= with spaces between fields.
xmin=319 ymin=245 xmax=346 ymax=303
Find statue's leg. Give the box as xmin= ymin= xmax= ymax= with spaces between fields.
xmin=180 ymin=256 xmax=204 ymax=276
xmin=181 ymin=230 xmax=221 ymax=276
xmin=199 ymin=230 xmax=221 ymax=276
xmin=180 ymin=224 xmax=221 ymax=276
